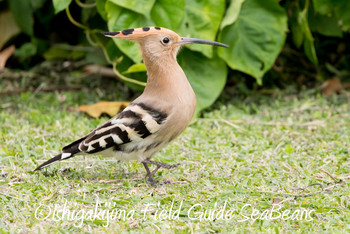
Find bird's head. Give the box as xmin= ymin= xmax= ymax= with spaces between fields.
xmin=103 ymin=27 xmax=228 ymax=60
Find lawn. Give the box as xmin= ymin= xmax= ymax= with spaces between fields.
xmin=0 ymin=89 xmax=349 ymax=232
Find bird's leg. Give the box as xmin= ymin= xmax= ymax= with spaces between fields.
xmin=142 ymin=162 xmax=158 ymax=184
xmin=142 ymin=160 xmax=180 ymax=183
xmin=142 ymin=160 xmax=180 ymax=173
xmin=142 ymin=159 xmax=180 ymax=169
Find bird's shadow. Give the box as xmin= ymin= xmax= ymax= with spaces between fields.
xmin=32 ymin=166 xmax=171 ymax=186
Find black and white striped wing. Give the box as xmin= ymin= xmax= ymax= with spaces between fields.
xmin=34 ymin=102 xmax=168 ymax=171
xmin=78 ymin=102 xmax=168 ymax=154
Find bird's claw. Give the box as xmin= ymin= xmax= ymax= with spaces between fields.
xmin=142 ymin=160 xmax=180 ymax=184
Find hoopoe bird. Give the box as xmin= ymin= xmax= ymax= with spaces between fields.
xmin=35 ymin=27 xmax=228 ymax=183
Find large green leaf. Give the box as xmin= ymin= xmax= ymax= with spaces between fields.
xmin=104 ymin=40 xmax=147 ymax=90
xmin=151 ymin=0 xmax=185 ymax=29
xmin=177 ymin=0 xmax=225 ymax=58
xmin=218 ymin=0 xmax=287 ymax=84
xmin=106 ymin=1 xmax=154 ymax=63
xmin=178 ymin=49 xmax=227 ymax=112
xmin=220 ymin=0 xmax=245 ymax=30
xmin=96 ymin=0 xmax=107 ymax=20
xmin=312 ymin=0 xmax=333 ymax=15
xmin=9 ymin=0 xmax=34 ymax=36
xmin=104 ymin=39 xmax=123 ymax=62
xmin=52 ymin=0 xmax=72 ymax=14
xmin=108 ymin=0 xmax=155 ymax=18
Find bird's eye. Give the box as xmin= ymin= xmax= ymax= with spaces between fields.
xmin=162 ymin=37 xmax=170 ymax=44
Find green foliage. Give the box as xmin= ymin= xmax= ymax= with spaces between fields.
xmin=0 ymin=10 xmax=20 ymax=49
xmin=288 ymin=0 xmax=350 ymax=65
xmin=178 ymin=49 xmax=227 ymax=112
xmin=176 ymin=0 xmax=225 ymax=58
xmin=308 ymin=10 xmax=342 ymax=37
xmin=123 ymin=63 xmax=146 ymax=74
xmin=96 ymin=0 xmax=107 ymax=20
xmin=288 ymin=0 xmax=318 ymax=65
xmin=151 ymin=0 xmax=184 ymax=29
xmin=14 ymin=42 xmax=37 ymax=62
xmin=43 ymin=44 xmax=86 ymax=60
xmin=9 ymin=0 xmax=34 ymax=36
xmin=105 ymin=1 xmax=151 ymax=63
xmin=218 ymin=0 xmax=287 ymax=84
xmin=313 ymin=0 xmax=350 ymax=31
xmin=110 ymin=0 xmax=155 ymax=18
xmin=219 ymin=0 xmax=244 ymax=30
xmin=52 ymin=0 xmax=72 ymax=14
xmin=3 ymin=0 xmax=350 ymax=111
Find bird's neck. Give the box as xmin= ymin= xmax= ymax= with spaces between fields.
xmin=134 ymin=52 xmax=196 ymax=134
xmin=142 ymin=55 xmax=195 ymax=104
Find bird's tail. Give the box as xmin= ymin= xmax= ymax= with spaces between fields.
xmin=34 ymin=137 xmax=85 ymax=171
xmin=34 ymin=152 xmax=77 ymax=171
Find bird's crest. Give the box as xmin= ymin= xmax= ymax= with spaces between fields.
xmin=102 ymin=27 xmax=176 ymax=40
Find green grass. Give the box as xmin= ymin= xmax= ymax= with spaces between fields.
xmin=0 ymin=89 xmax=349 ymax=232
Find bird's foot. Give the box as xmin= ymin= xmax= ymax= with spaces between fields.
xmin=142 ymin=160 xmax=180 ymax=184
xmin=142 ymin=160 xmax=180 ymax=170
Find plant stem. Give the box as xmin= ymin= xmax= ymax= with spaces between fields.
xmin=65 ymin=4 xmax=145 ymax=87
xmin=75 ymin=0 xmax=96 ymax=8
xmin=112 ymin=59 xmax=146 ymax=87
xmin=65 ymin=6 xmax=89 ymax=30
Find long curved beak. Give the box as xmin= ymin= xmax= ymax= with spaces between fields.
xmin=179 ymin=37 xmax=229 ymax=48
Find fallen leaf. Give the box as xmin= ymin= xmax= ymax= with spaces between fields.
xmin=78 ymin=101 xmax=130 ymax=118
xmin=0 ymin=45 xmax=15 ymax=69
xmin=321 ymin=78 xmax=343 ymax=96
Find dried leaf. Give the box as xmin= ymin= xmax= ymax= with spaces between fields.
xmin=78 ymin=101 xmax=130 ymax=118
xmin=302 ymin=200 xmax=308 ymax=205
xmin=0 ymin=45 xmax=15 ymax=70
xmin=321 ymin=78 xmax=343 ymax=96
